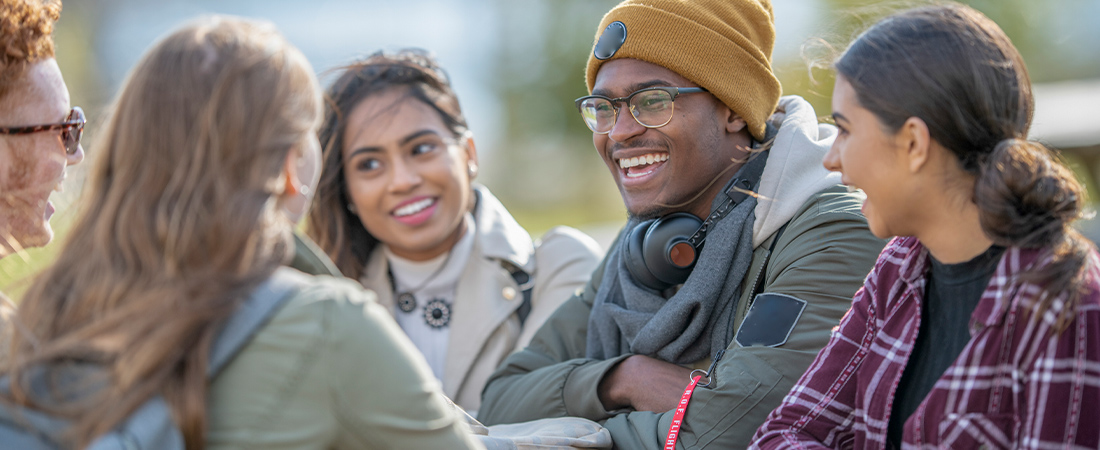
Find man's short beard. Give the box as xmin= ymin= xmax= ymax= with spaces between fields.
xmin=627 ymin=206 xmax=665 ymax=222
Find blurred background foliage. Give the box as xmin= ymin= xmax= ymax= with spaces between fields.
xmin=2 ymin=0 xmax=1098 ymax=296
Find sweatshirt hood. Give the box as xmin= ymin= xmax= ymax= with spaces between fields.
xmin=752 ymin=95 xmax=845 ymax=247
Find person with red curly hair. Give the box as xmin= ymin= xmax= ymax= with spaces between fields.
xmin=0 ymin=0 xmax=83 ymax=258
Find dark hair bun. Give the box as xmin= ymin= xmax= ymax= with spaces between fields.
xmin=975 ymin=139 xmax=1084 ymax=248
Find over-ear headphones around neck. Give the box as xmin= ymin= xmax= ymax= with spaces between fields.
xmin=623 ymin=150 xmax=770 ymax=291
xmin=624 ymin=212 xmax=705 ymax=291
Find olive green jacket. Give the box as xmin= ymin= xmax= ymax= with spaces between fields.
xmin=478 ymin=186 xmax=882 ymax=449
xmin=290 ymin=232 xmax=343 ymax=277
xmin=206 ymin=236 xmax=483 ymax=449
xmin=478 ymin=97 xmax=886 ymax=449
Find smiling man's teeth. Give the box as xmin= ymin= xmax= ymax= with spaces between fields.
xmin=618 ymin=153 xmax=669 ymax=169
xmin=394 ymin=198 xmax=434 ymax=217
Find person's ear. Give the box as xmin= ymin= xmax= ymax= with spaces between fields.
xmin=281 ymin=147 xmax=311 ymax=223
xmin=282 ymin=147 xmax=304 ymax=197
xmin=722 ymin=106 xmax=747 ymax=134
xmin=463 ymin=133 xmax=479 ymax=180
xmin=898 ymin=117 xmax=931 ymax=173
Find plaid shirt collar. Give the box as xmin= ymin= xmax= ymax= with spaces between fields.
xmin=896 ymin=240 xmax=1050 ymax=335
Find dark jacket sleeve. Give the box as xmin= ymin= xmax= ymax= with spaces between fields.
xmin=478 ymin=230 xmax=633 ymax=425
xmin=480 ymin=188 xmax=885 ymax=450
xmin=750 ymin=242 xmax=890 ymax=449
xmin=603 ymin=187 xmax=885 ymax=450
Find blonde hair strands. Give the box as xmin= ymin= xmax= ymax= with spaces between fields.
xmin=4 ymin=16 xmax=321 ymax=449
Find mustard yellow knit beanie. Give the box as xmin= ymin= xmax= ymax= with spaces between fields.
xmin=585 ymin=0 xmax=779 ymax=141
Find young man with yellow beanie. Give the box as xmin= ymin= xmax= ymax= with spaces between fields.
xmin=478 ymin=0 xmax=885 ymax=448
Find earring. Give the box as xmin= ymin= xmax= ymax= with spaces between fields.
xmin=467 ymin=161 xmax=478 ymax=178
xmin=347 ymin=203 xmax=358 ymax=215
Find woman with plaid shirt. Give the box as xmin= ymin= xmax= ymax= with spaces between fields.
xmin=752 ymin=4 xmax=1100 ymax=449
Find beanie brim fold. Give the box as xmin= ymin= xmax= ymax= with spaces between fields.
xmin=585 ymin=1 xmax=780 ymax=141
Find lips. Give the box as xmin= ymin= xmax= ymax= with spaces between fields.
xmin=41 ymin=172 xmax=68 ymax=220
xmin=616 ymin=151 xmax=669 ymax=180
xmin=391 ymin=196 xmax=438 ymax=227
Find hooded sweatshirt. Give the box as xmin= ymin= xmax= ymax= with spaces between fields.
xmin=478 ymin=96 xmax=886 ymax=449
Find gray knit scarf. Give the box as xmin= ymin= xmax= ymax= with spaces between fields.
xmin=586 ymin=151 xmax=769 ymax=364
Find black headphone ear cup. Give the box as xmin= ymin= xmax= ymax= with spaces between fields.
xmin=625 ymin=219 xmax=667 ymax=291
xmin=641 ymin=213 xmax=702 ymax=288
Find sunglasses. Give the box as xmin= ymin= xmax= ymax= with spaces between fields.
xmin=0 ymin=106 xmax=85 ymax=155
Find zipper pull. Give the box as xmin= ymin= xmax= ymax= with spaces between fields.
xmin=691 ymin=349 xmax=726 ymax=388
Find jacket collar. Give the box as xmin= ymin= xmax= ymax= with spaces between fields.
xmin=470 ymin=184 xmax=535 ymax=274
xmin=361 ymin=185 xmax=537 ymax=304
xmin=360 ymin=185 xmax=538 ymax=400
xmin=972 ymin=246 xmax=1046 ymax=329
xmin=895 ymin=237 xmax=1046 ymax=330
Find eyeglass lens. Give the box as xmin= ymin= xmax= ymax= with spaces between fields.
xmin=62 ymin=107 xmax=85 ymax=155
xmin=579 ymin=89 xmax=675 ymax=133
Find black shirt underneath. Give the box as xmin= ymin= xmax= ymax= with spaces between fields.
xmin=885 ymin=245 xmax=1006 ymax=449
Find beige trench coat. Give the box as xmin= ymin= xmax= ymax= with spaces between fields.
xmin=360 ymin=185 xmax=602 ymax=412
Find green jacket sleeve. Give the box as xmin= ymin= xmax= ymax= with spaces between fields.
xmin=478 ymin=232 xmax=633 ymax=425
xmin=603 ymin=187 xmax=885 ymax=450
xmin=327 ymin=282 xmax=485 ymax=449
xmin=206 ymin=276 xmax=482 ymax=449
xmin=480 ymin=188 xmax=884 ymax=450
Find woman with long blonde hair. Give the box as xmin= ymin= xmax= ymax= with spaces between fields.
xmin=2 ymin=16 xmax=480 ymax=449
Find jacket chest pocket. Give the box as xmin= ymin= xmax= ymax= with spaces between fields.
xmin=935 ymin=412 xmax=1019 ymax=449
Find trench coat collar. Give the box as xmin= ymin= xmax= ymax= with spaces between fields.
xmin=360 ymin=185 xmax=537 ymax=401
xmin=470 ymin=184 xmax=535 ymax=274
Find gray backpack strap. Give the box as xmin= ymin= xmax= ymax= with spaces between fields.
xmin=0 ymin=390 xmax=77 ymax=449
xmin=86 ymin=396 xmax=181 ymax=450
xmin=86 ymin=268 xmax=307 ymax=450
xmin=207 ymin=267 xmax=307 ymax=376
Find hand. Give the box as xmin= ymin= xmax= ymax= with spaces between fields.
xmin=597 ymin=355 xmax=694 ymax=412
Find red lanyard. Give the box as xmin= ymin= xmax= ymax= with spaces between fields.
xmin=665 ymin=374 xmax=702 ymax=450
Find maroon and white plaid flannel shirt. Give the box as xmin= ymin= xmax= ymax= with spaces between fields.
xmin=751 ymin=236 xmax=1100 ymax=449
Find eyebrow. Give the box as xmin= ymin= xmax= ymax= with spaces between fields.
xmin=346 ymin=129 xmax=442 ymax=159
xmin=591 ymin=79 xmax=675 ymax=97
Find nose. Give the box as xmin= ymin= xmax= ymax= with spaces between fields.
xmin=67 ymin=144 xmax=85 ymax=166
xmin=607 ymin=103 xmax=645 ymax=143
xmin=822 ymin=141 xmax=841 ymax=173
xmin=388 ymin=156 xmax=422 ymax=193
